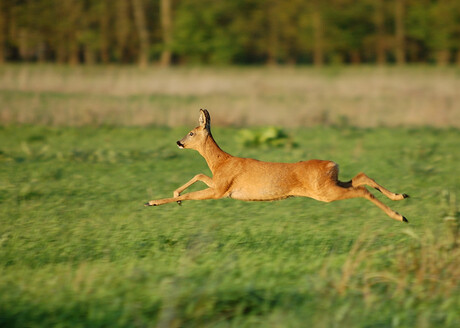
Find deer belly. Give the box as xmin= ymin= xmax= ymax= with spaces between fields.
xmin=227 ymin=182 xmax=293 ymax=201
xmin=222 ymin=161 xmax=300 ymax=201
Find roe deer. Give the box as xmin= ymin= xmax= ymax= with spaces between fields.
xmin=145 ymin=109 xmax=409 ymax=222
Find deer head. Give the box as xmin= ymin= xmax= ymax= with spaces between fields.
xmin=176 ymin=109 xmax=211 ymax=150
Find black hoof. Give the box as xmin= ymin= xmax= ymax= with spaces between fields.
xmin=177 ymin=201 xmax=182 ymax=206
xmin=144 ymin=202 xmax=150 ymax=206
xmin=402 ymin=194 xmax=410 ymax=199
xmin=402 ymin=216 xmax=409 ymax=223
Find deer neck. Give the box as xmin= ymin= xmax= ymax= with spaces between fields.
xmin=199 ymin=133 xmax=229 ymax=174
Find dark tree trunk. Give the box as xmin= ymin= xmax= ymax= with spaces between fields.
xmin=395 ymin=0 xmax=406 ymax=65
xmin=375 ymin=0 xmax=386 ymax=65
xmin=160 ymin=0 xmax=172 ymax=66
xmin=132 ymin=0 xmax=150 ymax=67
xmin=312 ymin=5 xmax=324 ymax=67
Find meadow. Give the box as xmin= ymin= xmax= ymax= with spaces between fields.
xmin=1 ymin=65 xmax=459 ymax=127
xmin=0 ymin=66 xmax=459 ymax=327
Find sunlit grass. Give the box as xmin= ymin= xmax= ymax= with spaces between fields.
xmin=0 ymin=125 xmax=459 ymax=327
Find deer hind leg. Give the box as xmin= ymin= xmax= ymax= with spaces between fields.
xmin=328 ymin=185 xmax=408 ymax=222
xmin=346 ymin=172 xmax=409 ymax=201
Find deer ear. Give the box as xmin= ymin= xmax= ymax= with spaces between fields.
xmin=199 ymin=109 xmax=211 ymax=130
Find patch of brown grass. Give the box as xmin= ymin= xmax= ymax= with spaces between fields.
xmin=323 ymin=222 xmax=460 ymax=306
xmin=0 ymin=65 xmax=459 ymax=127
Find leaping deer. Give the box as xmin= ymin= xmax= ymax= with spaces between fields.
xmin=145 ymin=109 xmax=409 ymax=222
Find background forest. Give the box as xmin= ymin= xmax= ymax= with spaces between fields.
xmin=1 ymin=0 xmax=460 ymax=66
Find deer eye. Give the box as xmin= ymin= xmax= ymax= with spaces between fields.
xmin=189 ymin=132 xmax=194 ymax=136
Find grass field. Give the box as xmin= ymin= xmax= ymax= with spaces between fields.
xmin=0 ymin=123 xmax=459 ymax=327
xmin=1 ymin=65 xmax=459 ymax=327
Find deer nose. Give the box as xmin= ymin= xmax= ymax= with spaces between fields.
xmin=177 ymin=141 xmax=184 ymax=148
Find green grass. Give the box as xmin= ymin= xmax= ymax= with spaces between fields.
xmin=1 ymin=125 xmax=459 ymax=327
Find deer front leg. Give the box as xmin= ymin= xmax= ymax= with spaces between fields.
xmin=145 ymin=188 xmax=220 ymax=206
xmin=173 ymin=174 xmax=213 ymax=205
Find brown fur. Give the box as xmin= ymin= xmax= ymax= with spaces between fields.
xmin=146 ymin=109 xmax=409 ymax=222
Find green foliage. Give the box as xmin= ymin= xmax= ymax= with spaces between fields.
xmin=0 ymin=126 xmax=459 ymax=327
xmin=173 ymin=0 xmax=243 ymax=64
xmin=237 ymin=127 xmax=297 ymax=148
xmin=406 ymin=0 xmax=460 ymax=61
xmin=2 ymin=0 xmax=460 ymax=64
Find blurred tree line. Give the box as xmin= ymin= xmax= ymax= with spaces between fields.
xmin=0 ymin=0 xmax=459 ymax=66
